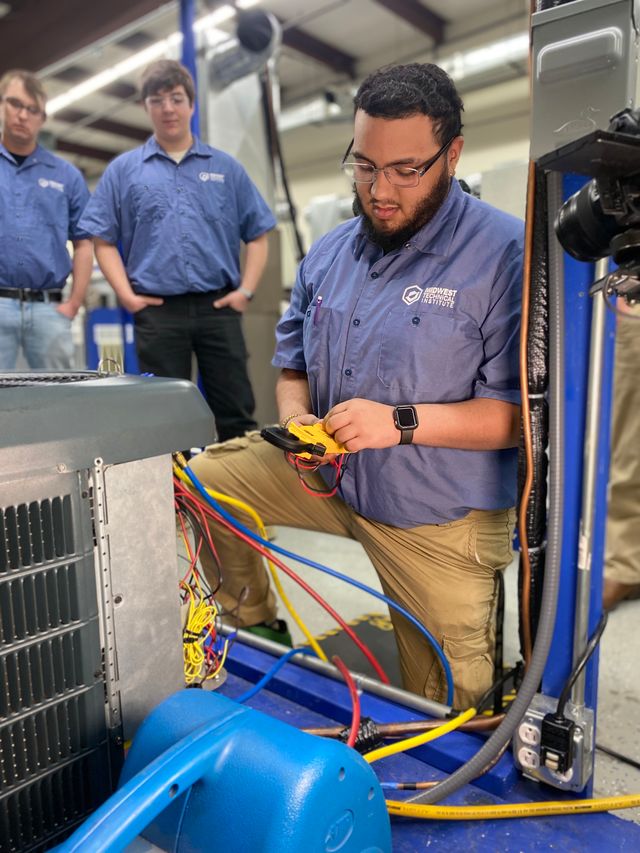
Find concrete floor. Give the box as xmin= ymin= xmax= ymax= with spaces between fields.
xmin=269 ymin=526 xmax=640 ymax=825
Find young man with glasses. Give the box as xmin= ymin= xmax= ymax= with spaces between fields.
xmin=80 ymin=59 xmax=275 ymax=441
xmin=189 ymin=63 xmax=524 ymax=708
xmin=0 ymin=70 xmax=92 ymax=370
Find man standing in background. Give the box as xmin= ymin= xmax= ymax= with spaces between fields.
xmin=80 ymin=59 xmax=276 ymax=441
xmin=603 ymin=304 xmax=640 ymax=610
xmin=0 ymin=70 xmax=93 ymax=370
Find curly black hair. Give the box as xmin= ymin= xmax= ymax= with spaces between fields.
xmin=353 ymin=63 xmax=464 ymax=144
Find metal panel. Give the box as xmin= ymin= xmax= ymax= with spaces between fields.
xmin=530 ymin=0 xmax=639 ymax=159
xmin=101 ymin=456 xmax=184 ymax=741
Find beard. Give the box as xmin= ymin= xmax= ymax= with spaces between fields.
xmin=353 ymin=165 xmax=452 ymax=253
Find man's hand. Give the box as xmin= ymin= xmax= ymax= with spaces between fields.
xmin=213 ymin=289 xmax=251 ymax=313
xmin=56 ymin=300 xmax=82 ymax=320
xmin=324 ymin=398 xmax=397 ymax=451
xmin=286 ymin=413 xmax=338 ymax=465
xmin=121 ymin=293 xmax=164 ymax=314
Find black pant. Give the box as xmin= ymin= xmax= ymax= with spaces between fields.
xmin=133 ymin=292 xmax=257 ymax=442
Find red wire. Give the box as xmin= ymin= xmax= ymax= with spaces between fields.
xmin=176 ymin=494 xmax=223 ymax=592
xmin=173 ymin=478 xmax=391 ymax=684
xmin=332 ymin=655 xmax=361 ymax=748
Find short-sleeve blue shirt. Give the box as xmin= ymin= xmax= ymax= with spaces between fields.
xmin=79 ymin=136 xmax=276 ymax=295
xmin=0 ymin=143 xmax=90 ymax=290
xmin=273 ymin=180 xmax=524 ymax=527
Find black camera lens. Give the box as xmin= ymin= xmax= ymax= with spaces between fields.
xmin=555 ymin=180 xmax=623 ymax=262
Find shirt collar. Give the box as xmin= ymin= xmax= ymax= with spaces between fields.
xmin=352 ymin=178 xmax=465 ymax=261
xmin=0 ymin=142 xmax=56 ymax=168
xmin=142 ymin=134 xmax=211 ymax=162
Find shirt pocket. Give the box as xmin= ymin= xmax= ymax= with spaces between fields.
xmin=130 ymin=183 xmax=170 ymax=223
xmin=34 ymin=187 xmax=69 ymax=234
xmin=195 ymin=185 xmax=224 ymax=224
xmin=302 ymin=303 xmax=342 ymax=383
xmin=377 ymin=306 xmax=482 ymax=399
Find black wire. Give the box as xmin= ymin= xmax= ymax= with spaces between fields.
xmin=493 ymin=571 xmax=505 ymax=716
xmin=557 ymin=611 xmax=608 ymax=718
xmin=259 ymin=66 xmax=306 ymax=262
xmin=596 ymin=743 xmax=640 ymax=773
xmin=475 ymin=662 xmax=524 ymax=715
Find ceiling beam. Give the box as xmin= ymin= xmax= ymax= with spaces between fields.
xmin=279 ymin=20 xmax=357 ymax=78
xmin=55 ymin=139 xmax=123 ymax=163
xmin=371 ymin=0 xmax=446 ymax=44
xmin=54 ymin=109 xmax=149 ymax=142
xmin=0 ymin=0 xmax=167 ymax=74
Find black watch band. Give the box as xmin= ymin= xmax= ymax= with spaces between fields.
xmin=393 ymin=405 xmax=419 ymax=445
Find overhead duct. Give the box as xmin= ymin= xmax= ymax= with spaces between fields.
xmin=207 ymin=9 xmax=281 ymax=91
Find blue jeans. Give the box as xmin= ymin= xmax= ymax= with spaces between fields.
xmin=0 ymin=297 xmax=74 ymax=369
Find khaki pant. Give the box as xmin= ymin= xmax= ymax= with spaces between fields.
xmin=189 ymin=433 xmax=515 ymax=709
xmin=605 ymin=306 xmax=640 ymax=585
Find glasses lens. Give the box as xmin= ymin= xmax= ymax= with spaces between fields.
xmin=386 ymin=167 xmax=420 ymax=188
xmin=5 ymin=96 xmax=40 ymax=116
xmin=342 ymin=162 xmax=375 ymax=182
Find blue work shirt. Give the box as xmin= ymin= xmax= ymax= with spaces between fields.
xmin=79 ymin=136 xmax=276 ymax=295
xmin=0 ymin=143 xmax=90 ymax=290
xmin=273 ymin=180 xmax=524 ymax=528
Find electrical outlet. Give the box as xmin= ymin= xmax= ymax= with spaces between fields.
xmin=512 ymin=694 xmax=594 ymax=791
xmin=518 ymin=721 xmax=541 ymax=746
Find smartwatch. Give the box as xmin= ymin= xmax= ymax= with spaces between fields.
xmin=393 ymin=405 xmax=419 ymax=445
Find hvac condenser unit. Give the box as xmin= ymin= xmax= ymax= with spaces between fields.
xmin=0 ymin=372 xmax=213 ymax=852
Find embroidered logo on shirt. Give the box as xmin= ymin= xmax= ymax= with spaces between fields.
xmin=199 ymin=172 xmax=225 ymax=183
xmin=38 ymin=178 xmax=65 ymax=192
xmin=402 ymin=285 xmax=458 ymax=309
xmin=402 ymin=285 xmax=423 ymax=305
xmin=422 ymin=287 xmax=458 ymax=309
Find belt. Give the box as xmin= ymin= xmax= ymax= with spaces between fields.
xmin=0 ymin=287 xmax=64 ymax=303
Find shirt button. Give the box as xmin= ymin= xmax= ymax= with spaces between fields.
xmin=405 ymin=242 xmax=412 ymax=248
xmin=344 ymin=368 xmax=352 ymax=376
xmin=412 ymin=316 xmax=420 ymax=325
xmin=371 ymin=271 xmax=379 ymax=279
xmin=306 ymin=310 xmax=311 ymax=317
xmin=353 ymin=318 xmax=360 ymax=326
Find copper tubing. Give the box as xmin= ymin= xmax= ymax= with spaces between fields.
xmin=303 ymin=714 xmax=505 ymax=739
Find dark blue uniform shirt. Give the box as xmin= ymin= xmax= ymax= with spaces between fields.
xmin=273 ymin=180 xmax=524 ymax=527
xmin=79 ymin=136 xmax=276 ymax=295
xmin=0 ymin=143 xmax=90 ymax=290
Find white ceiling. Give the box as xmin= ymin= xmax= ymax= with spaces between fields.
xmin=3 ymin=0 xmax=531 ymax=178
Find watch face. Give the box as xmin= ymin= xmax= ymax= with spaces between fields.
xmin=395 ymin=406 xmax=417 ymax=429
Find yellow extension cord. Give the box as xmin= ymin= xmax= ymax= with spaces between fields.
xmin=386 ymin=794 xmax=640 ymax=820
xmin=174 ymin=464 xmax=327 ymax=662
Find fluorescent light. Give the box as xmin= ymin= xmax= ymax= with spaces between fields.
xmin=439 ymin=33 xmax=529 ymax=81
xmin=47 ymin=1 xmax=263 ymax=116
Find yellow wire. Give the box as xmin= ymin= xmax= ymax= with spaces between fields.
xmin=386 ymin=793 xmax=640 ymax=820
xmin=174 ymin=464 xmax=328 ymax=662
xmin=180 ymin=580 xmax=219 ymax=683
xmin=364 ymin=708 xmax=477 ymax=764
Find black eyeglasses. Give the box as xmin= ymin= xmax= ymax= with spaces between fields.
xmin=341 ymin=136 xmax=456 ymax=188
xmin=1 ymin=95 xmax=43 ymax=117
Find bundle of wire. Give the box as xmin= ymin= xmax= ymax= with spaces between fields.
xmin=173 ymin=469 xmax=390 ymax=684
xmin=174 ymin=457 xmax=454 ymax=705
xmin=175 ymin=491 xmax=229 ymax=684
